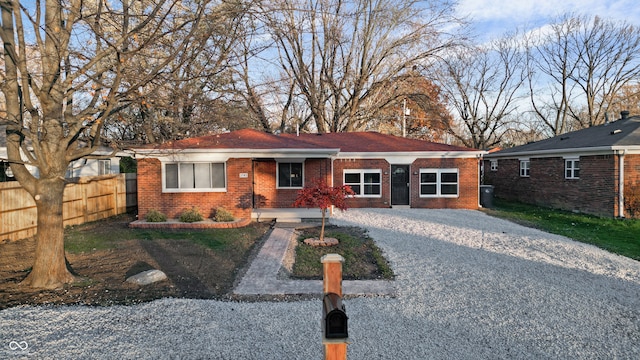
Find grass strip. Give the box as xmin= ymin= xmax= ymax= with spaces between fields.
xmin=485 ymin=199 xmax=640 ymax=261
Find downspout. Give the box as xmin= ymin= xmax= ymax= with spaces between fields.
xmin=618 ymin=150 xmax=626 ymax=218
xmin=330 ymin=157 xmax=335 ymax=216
xmin=478 ymin=154 xmax=483 ymax=209
xmin=479 ymin=155 xmax=482 ymax=209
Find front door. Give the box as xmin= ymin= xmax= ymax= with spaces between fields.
xmin=391 ymin=165 xmax=410 ymax=206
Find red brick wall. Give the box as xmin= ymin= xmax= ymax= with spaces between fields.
xmin=410 ymin=158 xmax=480 ymax=209
xmin=253 ymin=159 xmax=332 ymax=208
xmin=137 ymin=158 xmax=253 ymax=220
xmin=137 ymin=156 xmax=481 ymax=218
xmin=484 ymin=155 xmax=619 ymax=217
xmin=333 ymin=158 xmax=392 ymax=208
xmin=332 ymin=157 xmax=480 ymax=209
xmin=624 ymin=154 xmax=640 ymax=217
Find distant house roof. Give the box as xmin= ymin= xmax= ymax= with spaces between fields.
xmin=133 ymin=128 xmax=481 ymax=160
xmin=487 ymin=115 xmax=640 ymax=158
xmin=1 ymin=125 xmax=126 ymax=160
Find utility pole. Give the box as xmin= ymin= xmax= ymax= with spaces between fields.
xmin=402 ymin=99 xmax=410 ymax=137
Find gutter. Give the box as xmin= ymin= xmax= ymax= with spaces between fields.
xmin=485 ymin=145 xmax=640 ymax=159
xmin=484 ymin=146 xmax=615 ymax=159
xmin=133 ymin=148 xmax=341 ymax=160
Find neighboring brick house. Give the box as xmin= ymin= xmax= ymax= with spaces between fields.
xmin=484 ymin=112 xmax=640 ymax=218
xmin=133 ymin=129 xmax=483 ymax=220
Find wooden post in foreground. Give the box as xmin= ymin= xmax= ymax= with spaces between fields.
xmin=322 ymin=254 xmax=347 ymax=360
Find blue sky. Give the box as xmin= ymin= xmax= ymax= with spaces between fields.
xmin=456 ymin=0 xmax=640 ymax=41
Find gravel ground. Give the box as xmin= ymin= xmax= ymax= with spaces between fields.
xmin=1 ymin=209 xmax=639 ymax=359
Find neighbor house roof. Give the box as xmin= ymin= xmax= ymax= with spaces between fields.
xmin=487 ymin=115 xmax=640 ymax=158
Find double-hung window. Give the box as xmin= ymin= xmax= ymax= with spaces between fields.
xmin=164 ymin=162 xmax=226 ymax=192
xmin=98 ymin=159 xmax=111 ymax=175
xmin=520 ymin=160 xmax=530 ymax=177
xmin=565 ymin=158 xmax=580 ymax=179
xmin=344 ymin=170 xmax=381 ymax=197
xmin=419 ymin=169 xmax=458 ymax=197
xmin=278 ymin=162 xmax=303 ymax=188
xmin=490 ymin=160 xmax=498 ymax=171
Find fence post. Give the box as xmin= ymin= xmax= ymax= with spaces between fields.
xmin=321 ymin=254 xmax=348 ymax=360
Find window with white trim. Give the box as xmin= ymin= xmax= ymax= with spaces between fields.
xmin=98 ymin=159 xmax=111 ymax=175
xmin=277 ymin=162 xmax=304 ymax=188
xmin=164 ymin=162 xmax=226 ymax=191
xmin=419 ymin=169 xmax=459 ymax=197
xmin=520 ymin=160 xmax=530 ymax=177
xmin=344 ymin=169 xmax=381 ymax=197
xmin=565 ymin=159 xmax=580 ymax=179
xmin=490 ymin=160 xmax=498 ymax=171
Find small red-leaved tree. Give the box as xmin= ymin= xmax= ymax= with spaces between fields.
xmin=293 ymin=179 xmax=355 ymax=241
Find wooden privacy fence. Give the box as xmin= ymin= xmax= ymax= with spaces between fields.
xmin=0 ymin=173 xmax=137 ymax=242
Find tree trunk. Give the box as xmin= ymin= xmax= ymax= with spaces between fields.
xmin=320 ymin=208 xmax=326 ymax=242
xmin=21 ymin=178 xmax=77 ymax=289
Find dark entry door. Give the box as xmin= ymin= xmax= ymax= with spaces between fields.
xmin=391 ymin=165 xmax=410 ymax=206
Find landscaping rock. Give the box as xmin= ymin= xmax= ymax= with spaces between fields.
xmin=126 ymin=269 xmax=167 ymax=285
xmin=303 ymin=237 xmax=339 ymax=247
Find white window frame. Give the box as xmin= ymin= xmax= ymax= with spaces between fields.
xmin=419 ymin=168 xmax=459 ymax=198
xmin=519 ymin=159 xmax=530 ymax=177
xmin=276 ymin=161 xmax=304 ymax=189
xmin=565 ymin=158 xmax=580 ymax=179
xmin=98 ymin=159 xmax=111 ymax=175
xmin=490 ymin=160 xmax=498 ymax=171
xmin=66 ymin=163 xmax=75 ymax=178
xmin=163 ymin=162 xmax=226 ymax=193
xmin=343 ymin=169 xmax=382 ymax=197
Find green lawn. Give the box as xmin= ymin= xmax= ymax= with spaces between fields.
xmin=485 ymin=199 xmax=640 ymax=261
xmin=63 ymin=214 xmax=268 ymax=254
xmin=293 ymin=225 xmax=394 ymax=280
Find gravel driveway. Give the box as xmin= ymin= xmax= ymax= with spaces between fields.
xmin=1 ymin=209 xmax=639 ymax=359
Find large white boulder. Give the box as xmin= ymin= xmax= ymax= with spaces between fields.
xmin=126 ymin=269 xmax=167 ymax=285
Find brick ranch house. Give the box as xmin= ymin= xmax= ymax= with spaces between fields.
xmin=484 ymin=112 xmax=640 ymax=218
xmin=132 ymin=128 xmax=484 ymax=221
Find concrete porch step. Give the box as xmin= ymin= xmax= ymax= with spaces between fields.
xmin=252 ymin=208 xmax=326 ymax=222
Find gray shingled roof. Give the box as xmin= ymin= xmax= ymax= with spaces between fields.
xmin=487 ymin=115 xmax=640 ymax=158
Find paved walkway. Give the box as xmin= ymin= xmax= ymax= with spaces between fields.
xmin=233 ymin=225 xmax=396 ymax=296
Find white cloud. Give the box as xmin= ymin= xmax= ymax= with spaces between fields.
xmin=456 ymin=0 xmax=640 ymax=41
xmin=457 ymin=0 xmax=638 ymax=23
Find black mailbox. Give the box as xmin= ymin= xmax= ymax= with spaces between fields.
xmin=323 ymin=292 xmax=348 ymax=339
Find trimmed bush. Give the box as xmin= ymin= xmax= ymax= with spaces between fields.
xmin=145 ymin=209 xmax=167 ymax=222
xmin=179 ymin=207 xmax=204 ymax=223
xmin=214 ymin=207 xmax=235 ymax=222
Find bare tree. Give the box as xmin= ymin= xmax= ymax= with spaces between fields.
xmin=105 ymin=0 xmax=252 ymax=145
xmin=252 ymin=0 xmax=462 ymax=133
xmin=433 ymin=36 xmax=527 ymax=149
xmin=0 ymin=0 xmax=210 ymax=288
xmin=363 ymin=70 xmax=453 ymax=141
xmin=608 ymin=82 xmax=640 ymax=117
xmin=527 ymin=14 xmax=640 ymax=134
